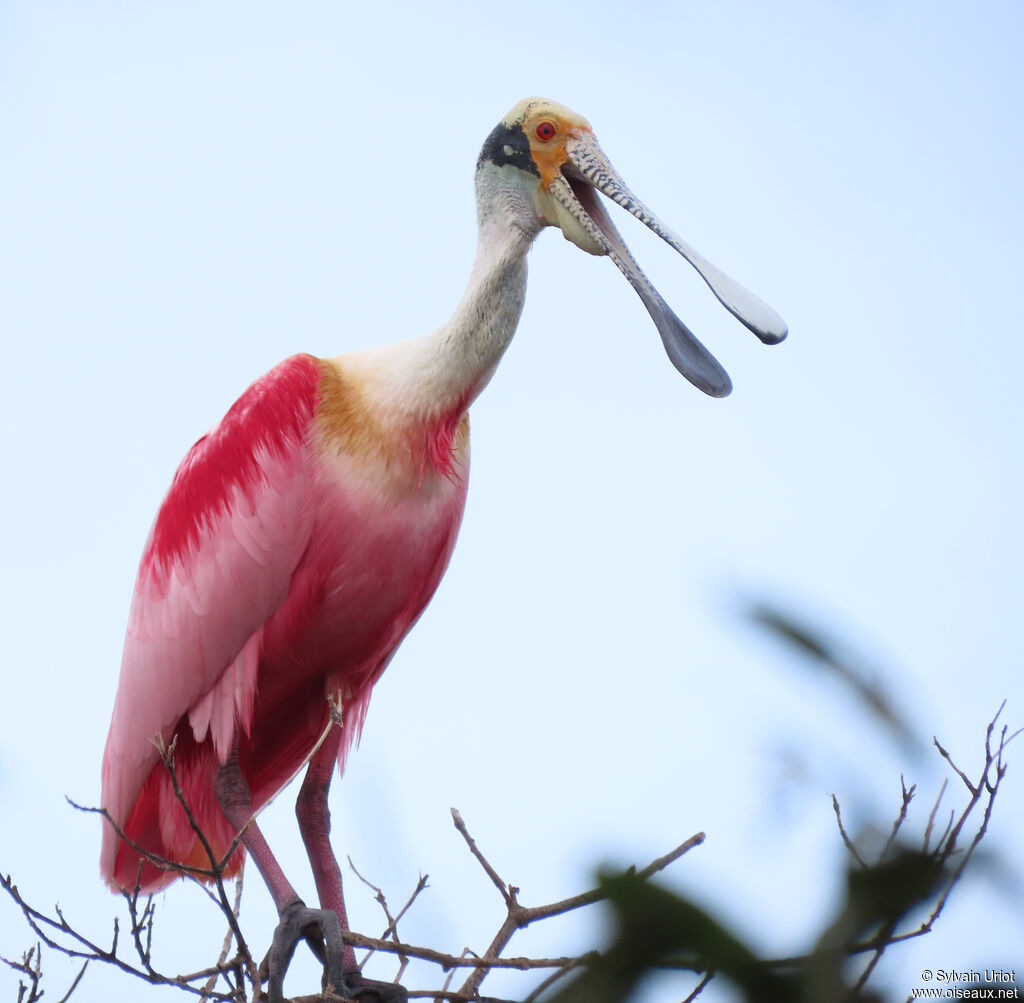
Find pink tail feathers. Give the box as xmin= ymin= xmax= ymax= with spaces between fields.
xmin=104 ymin=732 xmax=243 ymax=893
xmin=101 ymin=676 xmax=376 ymax=894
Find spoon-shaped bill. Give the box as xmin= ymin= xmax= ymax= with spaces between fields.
xmin=550 ymin=175 xmax=732 ymax=397
xmin=566 ymin=134 xmax=788 ymax=345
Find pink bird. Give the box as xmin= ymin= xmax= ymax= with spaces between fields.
xmin=100 ymin=97 xmax=785 ymax=1001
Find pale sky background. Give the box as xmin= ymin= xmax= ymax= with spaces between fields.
xmin=1 ymin=3 xmax=1021 ymax=1002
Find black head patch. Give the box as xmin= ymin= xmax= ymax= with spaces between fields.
xmin=477 ymin=121 xmax=540 ymax=177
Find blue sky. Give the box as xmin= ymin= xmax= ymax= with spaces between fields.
xmin=1 ymin=3 xmax=1022 ymax=1001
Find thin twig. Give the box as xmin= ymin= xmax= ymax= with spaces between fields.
xmin=54 ymin=960 xmax=89 ymax=1003
xmin=922 ymin=778 xmax=948 ymax=854
xmin=771 ymin=704 xmax=1015 ymax=991
xmin=152 ymin=742 xmax=259 ymax=997
xmin=831 ymin=794 xmax=868 ymax=869
xmin=880 ymin=776 xmax=916 ymax=861
xmin=0 ymin=874 xmax=241 ymax=1000
xmin=521 ymin=955 xmax=590 ymax=1002
xmin=682 ymin=970 xmax=715 ymax=1002
xmin=347 ymin=858 xmax=429 ymax=982
xmin=3 ymin=707 xmax=1012 ymax=1003
xmin=450 ymin=809 xmax=512 ymax=907
xmin=201 ymin=867 xmax=246 ymax=1001
xmin=450 ymin=807 xmax=704 ymax=1000
xmin=933 ymin=736 xmax=977 ymax=796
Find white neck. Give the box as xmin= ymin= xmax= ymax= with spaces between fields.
xmin=354 ymin=170 xmax=542 ymax=425
xmin=421 ymin=214 xmax=533 ymax=408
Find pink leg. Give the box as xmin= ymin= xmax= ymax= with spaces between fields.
xmin=215 ymin=750 xmax=347 ymax=1002
xmin=215 ymin=754 xmax=301 ymax=911
xmin=294 ymin=728 xmax=405 ymax=1001
xmin=294 ymin=725 xmax=356 ymax=970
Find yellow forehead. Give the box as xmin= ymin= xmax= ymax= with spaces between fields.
xmin=501 ymin=97 xmax=594 ymax=188
xmin=501 ymin=97 xmax=593 ymax=134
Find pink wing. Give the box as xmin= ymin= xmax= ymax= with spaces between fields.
xmin=100 ymin=354 xmax=322 ymax=887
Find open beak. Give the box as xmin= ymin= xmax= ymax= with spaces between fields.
xmin=548 ymin=131 xmax=787 ymax=398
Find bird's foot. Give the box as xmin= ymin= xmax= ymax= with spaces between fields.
xmin=264 ymin=899 xmax=346 ymax=1002
xmin=262 ymin=900 xmax=407 ymax=1003
xmin=342 ymin=970 xmax=408 ymax=1002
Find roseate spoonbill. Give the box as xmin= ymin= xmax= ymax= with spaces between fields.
xmin=100 ymin=97 xmax=786 ymax=1001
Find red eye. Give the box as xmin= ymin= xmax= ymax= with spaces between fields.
xmin=536 ymin=121 xmax=557 ymax=142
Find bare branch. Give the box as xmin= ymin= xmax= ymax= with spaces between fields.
xmin=1 ymin=945 xmax=43 ymax=1003
xmin=880 ymin=775 xmax=916 ymax=861
xmin=450 ymin=808 xmax=704 ymax=1000
xmin=55 ymin=960 xmax=89 ymax=1003
xmin=201 ymin=867 xmax=246 ymax=1002
xmin=346 ymin=858 xmax=429 ymax=983
xmin=769 ymin=703 xmax=1015 ymax=997
xmin=682 ymin=970 xmax=715 ymax=1002
xmin=520 ymin=955 xmax=589 ymax=1002
xmin=922 ymin=778 xmax=948 ymax=854
xmin=450 ymin=808 xmax=513 ymax=908
xmin=151 ymin=740 xmax=255 ymax=984
xmin=17 ymin=741 xmax=261 ymax=1001
xmin=3 ymin=707 xmax=1010 ymax=1003
xmin=932 ymin=735 xmax=977 ymax=796
xmin=830 ymin=794 xmax=868 ymax=869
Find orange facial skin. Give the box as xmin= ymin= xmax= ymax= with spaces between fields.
xmin=507 ymin=98 xmax=595 ymax=190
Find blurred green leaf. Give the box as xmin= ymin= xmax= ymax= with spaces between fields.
xmin=547 ymin=870 xmax=797 ymax=1003
xmin=548 ymin=849 xmax=945 ymax=1003
xmin=745 ymin=600 xmax=922 ymax=756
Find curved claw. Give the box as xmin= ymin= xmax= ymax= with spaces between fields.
xmin=344 ymin=971 xmax=409 ymax=1002
xmin=264 ymin=900 xmax=407 ymax=1003
xmin=266 ymin=900 xmax=347 ymax=1002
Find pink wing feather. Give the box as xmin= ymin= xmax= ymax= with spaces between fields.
xmin=100 ymin=354 xmax=322 ymax=888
